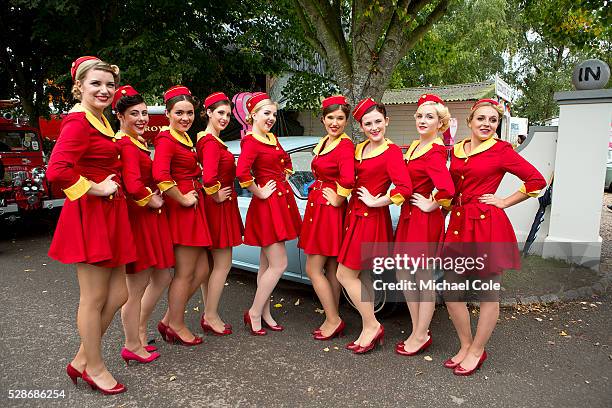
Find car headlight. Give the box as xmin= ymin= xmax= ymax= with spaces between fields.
xmin=31 ymin=185 xmax=38 ymax=191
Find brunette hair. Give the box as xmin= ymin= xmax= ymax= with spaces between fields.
xmin=360 ymin=103 xmax=387 ymax=123
xmin=322 ymin=103 xmax=350 ymax=118
xmin=166 ymin=94 xmax=197 ymax=112
xmin=200 ymin=99 xmax=232 ymax=124
xmin=71 ymin=59 xmax=120 ymax=100
xmin=246 ymin=99 xmax=278 ymax=125
xmin=115 ymin=94 xmax=146 ymax=115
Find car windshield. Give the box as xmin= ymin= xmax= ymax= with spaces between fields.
xmin=0 ymin=130 xmax=40 ymax=152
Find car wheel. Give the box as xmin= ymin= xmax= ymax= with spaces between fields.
xmin=608 ymin=182 xmax=612 ymax=193
xmin=341 ymin=287 xmax=399 ymax=318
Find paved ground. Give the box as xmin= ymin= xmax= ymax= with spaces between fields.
xmin=0 ymin=219 xmax=610 ymax=408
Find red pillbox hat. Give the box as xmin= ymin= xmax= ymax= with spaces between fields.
xmin=112 ymin=85 xmax=139 ymax=110
xmin=471 ymin=98 xmax=499 ymax=110
xmin=417 ymin=93 xmax=445 ymax=107
xmin=322 ymin=95 xmax=348 ymax=109
xmin=164 ymin=85 xmax=191 ymax=103
xmin=71 ymin=56 xmax=100 ymax=80
xmin=352 ymin=97 xmax=377 ymax=122
xmin=246 ymin=92 xmax=271 ymax=113
xmin=204 ymin=92 xmax=230 ymax=109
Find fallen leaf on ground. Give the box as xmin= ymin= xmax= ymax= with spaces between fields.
xmin=560 ymin=330 xmax=568 ymax=336
xmin=424 ymin=356 xmax=433 ymax=361
xmin=193 ymin=306 xmax=199 ymax=312
xmin=323 ymin=347 xmax=330 ymax=352
xmin=274 ymin=303 xmax=283 ymax=308
xmin=24 ymin=269 xmax=35 ymax=272
xmin=294 ymin=299 xmax=300 ymax=306
xmin=535 ymin=317 xmax=543 ymax=322
xmin=307 ymin=386 xmax=313 ymax=392
xmin=415 ymin=371 xmax=423 ymax=376
xmin=333 ymin=346 xmax=339 ymax=350
xmin=224 ymin=283 xmax=229 ymax=286
xmin=169 ymin=375 xmax=176 ymax=382
xmin=314 ymin=308 xmax=324 ymax=314
xmin=547 ymin=341 xmax=555 ymax=345
xmin=450 ymin=395 xmax=465 ymax=405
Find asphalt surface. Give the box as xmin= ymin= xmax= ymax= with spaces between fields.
xmin=0 ymin=221 xmax=610 ymax=407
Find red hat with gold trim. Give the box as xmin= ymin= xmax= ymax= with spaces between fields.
xmin=112 ymin=85 xmax=139 ymax=110
xmin=71 ymin=56 xmax=100 ymax=80
xmin=204 ymin=92 xmax=230 ymax=109
xmin=322 ymin=95 xmax=348 ymax=109
xmin=246 ymin=92 xmax=271 ymax=113
xmin=352 ymin=97 xmax=377 ymax=122
xmin=417 ymin=93 xmax=445 ymax=107
xmin=164 ymin=85 xmax=191 ymax=103
xmin=471 ymin=98 xmax=499 ymax=110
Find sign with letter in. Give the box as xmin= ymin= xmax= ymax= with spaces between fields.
xmin=572 ymin=59 xmax=610 ymax=90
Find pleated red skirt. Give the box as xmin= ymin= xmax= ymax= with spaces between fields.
xmin=394 ymin=204 xmax=445 ymax=258
xmin=164 ymin=187 xmax=212 ymax=247
xmin=49 ymin=194 xmax=137 ymax=268
xmin=203 ymin=192 xmax=243 ymax=249
xmin=125 ymin=202 xmax=175 ymax=274
xmin=298 ymin=200 xmax=347 ymax=257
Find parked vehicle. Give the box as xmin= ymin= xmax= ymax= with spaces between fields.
xmin=227 ymin=136 xmax=402 ymax=315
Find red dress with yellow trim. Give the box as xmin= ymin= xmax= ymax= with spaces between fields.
xmin=152 ymin=127 xmax=212 ymax=247
xmin=442 ymin=138 xmax=546 ymax=276
xmin=337 ymin=139 xmax=413 ymax=270
xmin=298 ymin=133 xmax=354 ymax=256
xmin=394 ymin=138 xmax=454 ymax=255
xmin=196 ymin=132 xmax=243 ymax=249
xmin=236 ymin=132 xmax=302 ymax=247
xmin=118 ymin=132 xmax=175 ymax=273
xmin=47 ymin=105 xmax=136 ymax=267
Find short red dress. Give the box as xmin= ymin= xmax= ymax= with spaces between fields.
xmin=152 ymin=127 xmax=212 ymax=247
xmin=337 ymin=139 xmax=413 ymax=270
xmin=394 ymin=138 xmax=454 ymax=256
xmin=298 ymin=133 xmax=354 ymax=256
xmin=47 ymin=104 xmax=136 ymax=267
xmin=442 ymin=138 xmax=546 ymax=276
xmin=236 ymin=132 xmax=302 ymax=247
xmin=118 ymin=132 xmax=175 ymax=273
xmin=196 ymin=132 xmax=243 ymax=249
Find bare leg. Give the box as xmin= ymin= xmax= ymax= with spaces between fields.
xmin=203 ymin=248 xmax=232 ymax=332
xmin=403 ymin=268 xmax=435 ymax=352
xmin=167 ymin=245 xmax=202 ymax=341
xmin=397 ymin=268 xmax=419 ymax=345
xmin=336 ymin=264 xmax=380 ymax=347
xmin=256 ymin=249 xmax=273 ymax=325
xmin=248 ymin=243 xmax=287 ymax=330
xmin=306 ymin=254 xmax=341 ymax=335
xmin=445 ymin=301 xmax=473 ymax=364
xmin=139 ymin=268 xmax=172 ymax=345
xmin=121 ymin=269 xmax=153 ymax=358
xmin=458 ymin=301 xmax=498 ymax=370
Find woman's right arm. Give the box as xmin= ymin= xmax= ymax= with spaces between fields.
xmin=152 ymin=136 xmax=195 ymax=206
xmin=236 ymin=137 xmax=276 ymax=199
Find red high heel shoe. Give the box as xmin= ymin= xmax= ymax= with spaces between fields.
xmin=157 ymin=321 xmax=169 ymax=342
xmin=120 ymin=348 xmax=160 ymax=365
xmin=453 ymin=350 xmax=487 ymax=376
xmin=443 ymin=358 xmax=461 ymax=369
xmin=144 ymin=345 xmax=157 ymax=352
xmin=200 ymin=316 xmax=232 ymax=336
xmin=313 ymin=320 xmax=345 ymax=341
xmin=66 ymin=363 xmax=83 ymax=385
xmin=345 ymin=341 xmax=360 ymax=351
xmin=395 ymin=336 xmax=432 ymax=356
xmin=353 ymin=325 xmax=384 ymax=354
xmin=312 ymin=328 xmax=322 ymax=335
xmin=165 ymin=326 xmax=203 ymax=346
xmin=81 ymin=370 xmax=126 ymax=395
xmin=262 ymin=318 xmax=284 ymax=332
xmin=395 ymin=329 xmax=432 ymax=348
xmin=243 ymin=311 xmax=266 ymax=336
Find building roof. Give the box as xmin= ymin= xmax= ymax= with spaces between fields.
xmin=382 ymin=80 xmax=495 ymax=105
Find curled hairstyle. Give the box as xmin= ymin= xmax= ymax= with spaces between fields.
xmin=321 ymin=103 xmax=350 ymax=120
xmin=418 ymin=101 xmax=451 ymax=133
xmin=246 ymin=99 xmax=278 ymax=125
xmin=115 ymin=94 xmax=146 ymax=115
xmin=201 ymin=99 xmax=232 ymax=125
xmin=466 ymin=102 xmax=504 ymax=125
xmin=166 ymin=94 xmax=197 ymax=112
xmin=72 ymin=59 xmax=120 ymax=100
xmin=360 ymin=103 xmax=387 ymax=124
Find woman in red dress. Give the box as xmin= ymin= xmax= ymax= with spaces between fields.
xmin=47 ymin=56 xmax=131 ymax=394
xmin=196 ymin=92 xmax=244 ymax=335
xmin=297 ymin=95 xmax=354 ymax=340
xmin=236 ymin=92 xmax=302 ymax=335
xmin=152 ymin=86 xmax=212 ymax=346
xmin=394 ymin=94 xmax=454 ymax=356
xmin=113 ymin=85 xmax=173 ymax=364
xmin=441 ymin=99 xmax=546 ymax=375
xmin=336 ymin=98 xmax=413 ymax=354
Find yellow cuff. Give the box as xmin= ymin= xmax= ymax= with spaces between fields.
xmin=284 ymin=168 xmax=295 ymax=175
xmin=387 ymin=192 xmax=405 ymax=206
xmin=157 ymin=180 xmax=177 ymax=192
xmin=204 ymin=181 xmax=221 ymax=195
xmin=336 ymin=182 xmax=352 ymax=197
xmin=134 ymin=187 xmax=154 ymax=206
xmin=239 ymin=178 xmax=254 ymax=188
xmin=436 ymin=198 xmax=452 ymax=210
xmin=63 ymin=175 xmax=91 ymax=201
xmin=519 ymin=184 xmax=540 ymax=198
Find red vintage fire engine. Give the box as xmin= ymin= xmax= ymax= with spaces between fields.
xmin=0 ymin=103 xmax=65 ymax=223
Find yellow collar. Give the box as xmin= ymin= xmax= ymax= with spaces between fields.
xmin=116 ymin=131 xmax=149 ymax=152
xmin=405 ymin=137 xmax=444 ymax=161
xmin=454 ymin=137 xmax=497 ymax=159
xmin=197 ymin=131 xmax=227 ymax=147
xmin=355 ymin=138 xmax=393 ymax=161
xmin=248 ymin=132 xmax=277 ymax=146
xmin=162 ymin=126 xmax=193 ymax=148
xmin=70 ymin=103 xmax=114 ymax=138
xmin=313 ymin=133 xmax=350 ymax=156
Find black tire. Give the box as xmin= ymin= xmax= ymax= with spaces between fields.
xmin=341 ymin=287 xmax=400 ymax=318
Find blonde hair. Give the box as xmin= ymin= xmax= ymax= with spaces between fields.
xmin=466 ymin=102 xmax=504 ymax=125
xmin=417 ymin=101 xmax=451 ymax=133
xmin=72 ymin=59 xmax=121 ymax=100
xmin=246 ymin=99 xmax=278 ymax=125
